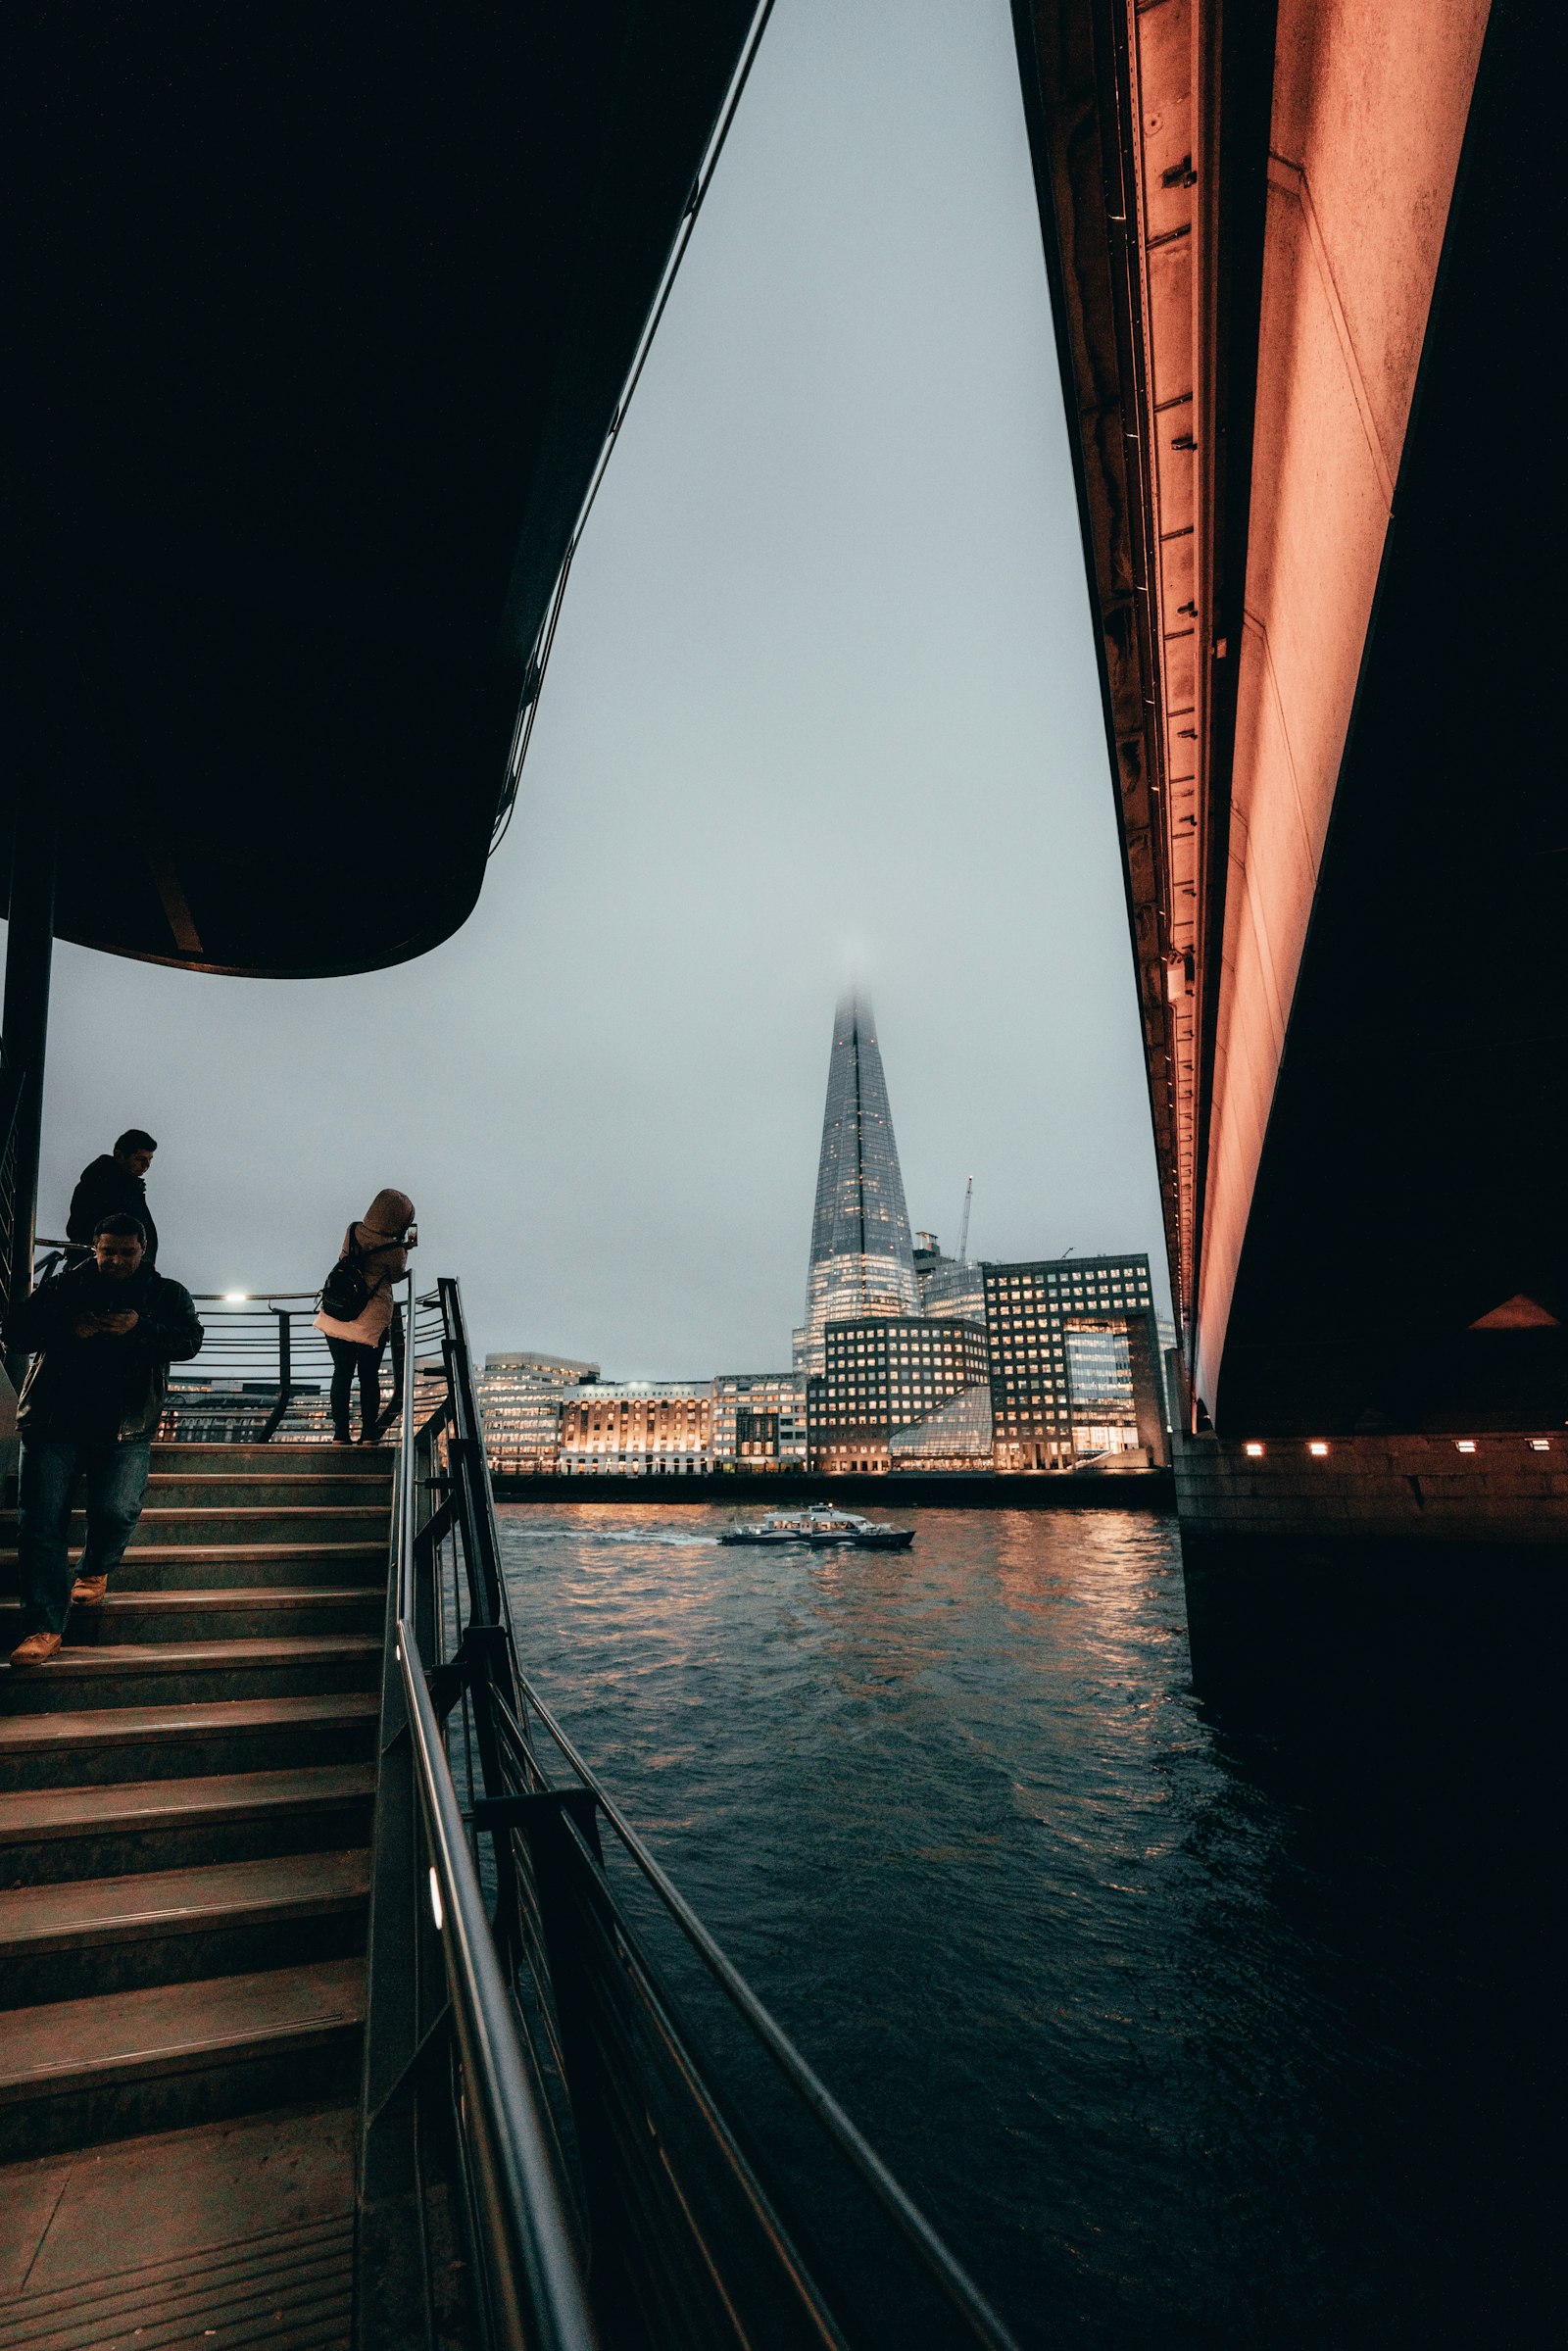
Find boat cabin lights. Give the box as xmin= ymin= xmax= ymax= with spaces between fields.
xmin=1530 ymin=1439 xmax=1550 ymax=1452
xmin=1454 ymin=1440 xmax=1478 ymax=1454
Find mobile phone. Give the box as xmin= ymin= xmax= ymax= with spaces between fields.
xmin=405 ymin=1221 xmax=418 ymax=1248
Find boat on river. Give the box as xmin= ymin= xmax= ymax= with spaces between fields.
xmin=720 ymin=1504 xmax=915 ymax=1550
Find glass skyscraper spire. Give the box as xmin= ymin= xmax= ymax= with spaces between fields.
xmin=794 ymin=991 xmax=920 ymax=1372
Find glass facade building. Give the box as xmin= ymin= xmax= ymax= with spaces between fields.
xmin=886 ymin=1381 xmax=995 ymax=1468
xmin=477 ymin=1349 xmax=602 ymax=1474
xmin=711 ymin=1374 xmax=808 ymax=1469
xmin=795 ymin=992 xmax=920 ymax=1374
xmin=983 ymin=1255 xmax=1167 ymax=1469
xmin=809 ymin=1316 xmax=992 ymax=1473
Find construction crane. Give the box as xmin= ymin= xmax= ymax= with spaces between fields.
xmin=957 ymin=1176 xmax=973 ymax=1266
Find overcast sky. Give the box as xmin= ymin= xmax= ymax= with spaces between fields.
xmin=22 ymin=0 xmax=1168 ymax=1379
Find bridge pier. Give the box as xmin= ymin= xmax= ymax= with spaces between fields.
xmin=1175 ymin=1433 xmax=1568 ymax=1721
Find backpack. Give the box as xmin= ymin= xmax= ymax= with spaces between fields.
xmin=319 ymin=1239 xmax=373 ymax=1324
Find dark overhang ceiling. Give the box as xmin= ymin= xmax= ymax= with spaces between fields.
xmin=5 ymin=2 xmax=760 ymax=977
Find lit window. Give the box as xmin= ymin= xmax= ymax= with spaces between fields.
xmin=1244 ymin=1442 xmax=1264 ymax=1458
xmin=1529 ymin=1439 xmax=1550 ymax=1452
xmin=1454 ymin=1440 xmax=1477 ymax=1454
xmin=1307 ymin=1442 xmax=1329 ymax=1457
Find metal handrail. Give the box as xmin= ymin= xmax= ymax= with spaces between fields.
xmin=397 ymin=1620 xmax=598 ymax=2351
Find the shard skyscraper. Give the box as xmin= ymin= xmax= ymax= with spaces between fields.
xmin=794 ymin=991 xmax=920 ymax=1373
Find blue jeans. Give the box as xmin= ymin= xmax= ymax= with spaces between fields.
xmin=16 ymin=1438 xmax=152 ymax=1636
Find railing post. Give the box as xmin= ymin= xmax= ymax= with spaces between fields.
xmin=259 ymin=1307 xmax=293 ymax=1443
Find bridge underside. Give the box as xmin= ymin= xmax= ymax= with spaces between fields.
xmin=1013 ymin=0 xmax=1564 ymax=1441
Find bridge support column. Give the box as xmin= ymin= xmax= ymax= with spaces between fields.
xmin=2 ymin=796 xmax=57 ymax=1334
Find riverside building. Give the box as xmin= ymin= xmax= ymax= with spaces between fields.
xmin=711 ymin=1374 xmax=808 ymax=1469
xmin=983 ymin=1254 xmax=1166 ymax=1469
xmin=477 ymin=1349 xmax=601 ymax=1474
xmin=559 ymin=1383 xmax=712 ymax=1476
xmin=794 ymin=992 xmax=920 ymax=1374
xmin=809 ymin=1317 xmax=991 ymax=1474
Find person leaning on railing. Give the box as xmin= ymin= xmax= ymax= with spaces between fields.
xmin=3 ymin=1212 xmax=204 ymax=1668
xmin=314 ymin=1189 xmax=415 ymax=1445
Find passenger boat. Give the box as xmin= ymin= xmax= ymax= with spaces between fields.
xmin=720 ymin=1503 xmax=915 ymax=1550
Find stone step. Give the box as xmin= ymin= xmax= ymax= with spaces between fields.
xmin=0 ymin=1959 xmax=365 ymax=2162
xmin=0 ymin=1849 xmax=369 ymax=2009
xmin=0 ymin=1694 xmax=379 ymax=1792
xmin=0 ymin=1543 xmax=387 ymax=1593
xmin=1 ymin=1588 xmax=383 ymax=1646
xmin=0 ymin=2208 xmax=352 ymax=2351
xmin=0 ymin=1764 xmax=376 ymax=1885
xmin=0 ymin=1637 xmax=380 ymax=1714
xmin=3 ymin=1627 xmax=378 ymax=1701
xmin=145 ymin=1473 xmax=391 ymax=1507
xmin=0 ymin=2104 xmax=357 ymax=2328
xmin=150 ymin=1445 xmax=393 ymax=1478
xmin=1 ymin=1506 xmax=390 ymax=1548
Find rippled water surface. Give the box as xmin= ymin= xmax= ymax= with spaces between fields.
xmin=497 ymin=1503 xmax=1547 ymax=2348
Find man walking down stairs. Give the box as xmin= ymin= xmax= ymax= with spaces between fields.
xmin=0 ymin=1440 xmax=393 ymax=2345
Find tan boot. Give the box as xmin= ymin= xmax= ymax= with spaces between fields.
xmin=72 ymin=1574 xmax=110 ymax=1605
xmin=9 ymin=1630 xmax=63 ymax=1668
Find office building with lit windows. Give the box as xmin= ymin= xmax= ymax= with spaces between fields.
xmin=794 ymin=992 xmax=920 ymax=1373
xmin=559 ymin=1383 xmax=711 ymax=1476
xmin=809 ymin=1317 xmax=991 ymax=1473
xmin=711 ymin=1374 xmax=808 ymax=1469
xmin=477 ymin=1349 xmax=601 ymax=1473
xmin=983 ymin=1255 xmax=1166 ymax=1469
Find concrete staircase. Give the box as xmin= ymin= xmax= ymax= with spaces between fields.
xmin=0 ymin=1444 xmax=389 ymax=2207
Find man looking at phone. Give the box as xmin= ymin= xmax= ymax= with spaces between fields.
xmin=4 ymin=1213 xmax=203 ymax=1667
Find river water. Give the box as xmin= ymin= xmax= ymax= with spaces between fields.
xmin=496 ymin=1502 xmax=1549 ymax=2348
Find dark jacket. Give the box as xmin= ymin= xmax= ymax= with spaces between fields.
xmin=66 ymin=1155 xmax=159 ymax=1264
xmin=4 ymin=1260 xmax=203 ymax=1443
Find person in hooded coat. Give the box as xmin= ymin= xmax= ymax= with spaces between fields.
xmin=66 ymin=1129 xmax=159 ymax=1265
xmin=315 ymin=1189 xmax=415 ymax=1445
